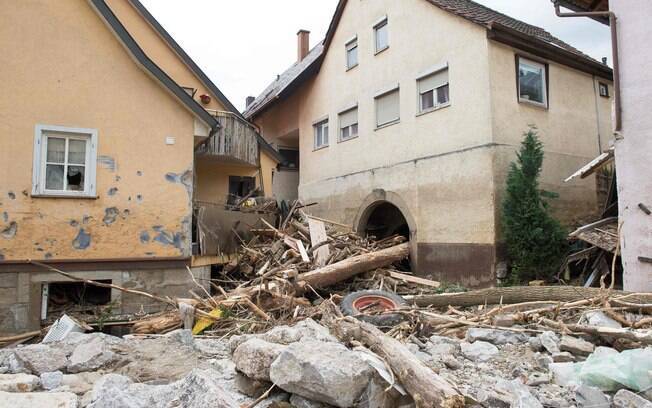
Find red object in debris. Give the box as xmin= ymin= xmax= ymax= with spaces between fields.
xmin=199 ymin=94 xmax=211 ymax=104
xmin=352 ymin=295 xmax=400 ymax=312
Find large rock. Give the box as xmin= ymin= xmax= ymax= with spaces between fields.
xmin=40 ymin=370 xmax=63 ymax=390
xmin=460 ymin=341 xmax=499 ymax=362
xmin=559 ymin=335 xmax=594 ymax=356
xmin=290 ymin=394 xmax=334 ymax=408
xmin=14 ymin=344 xmax=68 ymax=375
xmin=538 ymin=331 xmax=560 ymax=354
xmin=0 ymin=373 xmax=40 ymax=392
xmin=575 ymin=385 xmax=610 ymax=408
xmin=612 ymin=389 xmax=652 ymax=408
xmin=582 ymin=311 xmax=622 ymax=329
xmin=269 ymin=340 xmax=373 ymax=408
xmin=0 ymin=391 xmax=78 ymax=407
xmin=425 ymin=335 xmax=460 ymax=356
xmin=59 ymin=372 xmax=102 ymax=395
xmin=87 ymin=369 xmax=241 ymax=408
xmin=494 ymin=379 xmax=543 ymax=408
xmin=233 ymin=338 xmax=285 ymax=381
xmin=466 ymin=328 xmax=529 ymax=345
xmin=67 ymin=336 xmax=119 ymax=373
xmin=228 ymin=319 xmax=337 ymax=352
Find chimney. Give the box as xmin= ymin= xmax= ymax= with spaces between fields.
xmin=297 ymin=29 xmax=310 ymax=62
xmin=245 ymin=96 xmax=255 ymax=108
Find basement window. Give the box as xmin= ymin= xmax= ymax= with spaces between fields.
xmin=32 ymin=125 xmax=98 ymax=197
xmin=44 ymin=280 xmax=112 ymax=321
xmin=517 ymin=56 xmax=548 ymax=108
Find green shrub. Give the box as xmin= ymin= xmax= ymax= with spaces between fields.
xmin=502 ymin=127 xmax=568 ymax=283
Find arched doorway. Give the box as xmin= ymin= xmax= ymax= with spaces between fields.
xmin=359 ymin=201 xmax=410 ymax=241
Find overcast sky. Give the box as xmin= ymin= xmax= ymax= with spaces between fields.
xmin=139 ymin=0 xmax=611 ymax=112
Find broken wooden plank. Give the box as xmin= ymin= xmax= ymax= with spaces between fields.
xmin=308 ymin=218 xmax=330 ymax=267
xmin=306 ymin=214 xmax=352 ymax=230
xmin=386 ymin=271 xmax=441 ymax=288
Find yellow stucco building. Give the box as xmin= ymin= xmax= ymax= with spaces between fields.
xmin=0 ymin=0 xmax=280 ymax=334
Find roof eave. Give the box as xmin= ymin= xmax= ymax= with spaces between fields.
xmin=487 ymin=22 xmax=613 ymax=80
xmin=127 ymin=0 xmax=245 ymax=119
xmin=89 ymin=0 xmax=219 ymax=130
xmin=555 ymin=1 xmax=610 ymax=24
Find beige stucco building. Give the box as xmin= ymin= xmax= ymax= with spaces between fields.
xmin=246 ymin=0 xmax=613 ymax=287
xmin=0 ymin=0 xmax=280 ymax=335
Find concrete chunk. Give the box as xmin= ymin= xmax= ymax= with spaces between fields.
xmin=0 ymin=373 xmax=40 ymax=392
xmin=613 ymin=389 xmax=652 ymax=408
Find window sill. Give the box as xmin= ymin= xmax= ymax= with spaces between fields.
xmin=313 ymin=145 xmax=329 ymax=152
xmin=518 ymin=99 xmax=548 ymax=110
xmin=31 ymin=193 xmax=99 ymax=199
xmin=374 ymin=120 xmax=400 ymax=131
xmin=374 ymin=46 xmax=389 ymax=56
xmin=346 ymin=63 xmax=359 ymax=72
xmin=338 ymin=134 xmax=359 ymax=143
xmin=416 ymin=102 xmax=451 ymax=117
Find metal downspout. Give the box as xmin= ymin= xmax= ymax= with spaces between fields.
xmin=553 ymin=1 xmax=622 ymax=132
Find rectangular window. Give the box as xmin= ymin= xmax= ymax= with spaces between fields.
xmin=346 ymin=37 xmax=358 ymax=70
xmin=32 ymin=125 xmax=97 ymax=197
xmin=313 ymin=119 xmax=329 ymax=149
xmin=418 ymin=68 xmax=450 ymax=113
xmin=598 ymin=82 xmax=609 ymax=98
xmin=375 ymin=88 xmax=400 ymax=128
xmin=228 ymin=176 xmax=256 ymax=198
xmin=374 ymin=18 xmax=389 ymax=53
xmin=518 ymin=56 xmax=548 ymax=107
xmin=339 ymin=107 xmax=359 ymax=141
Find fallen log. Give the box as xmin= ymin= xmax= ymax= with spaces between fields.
xmin=327 ymin=314 xmax=465 ymax=408
xmin=298 ymin=242 xmax=409 ymax=289
xmin=406 ymin=286 xmax=652 ymax=308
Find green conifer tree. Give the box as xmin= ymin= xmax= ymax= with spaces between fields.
xmin=502 ymin=127 xmax=568 ymax=283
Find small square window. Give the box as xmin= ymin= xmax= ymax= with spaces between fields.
xmin=313 ymin=119 xmax=329 ymax=149
xmin=417 ymin=67 xmax=450 ymax=113
xmin=32 ymin=125 xmax=98 ymax=197
xmin=374 ymin=18 xmax=389 ymax=53
xmin=518 ymin=57 xmax=548 ymax=107
xmin=346 ymin=38 xmax=358 ymax=70
xmin=599 ymin=82 xmax=609 ymax=98
xmin=339 ymin=107 xmax=359 ymax=141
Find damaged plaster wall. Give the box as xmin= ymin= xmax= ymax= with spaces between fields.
xmin=0 ymin=0 xmax=195 ymax=262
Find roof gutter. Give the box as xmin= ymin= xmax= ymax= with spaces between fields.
xmin=553 ymin=1 xmax=622 ymax=132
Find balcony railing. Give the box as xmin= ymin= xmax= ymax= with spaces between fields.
xmin=196 ymin=111 xmax=259 ymax=167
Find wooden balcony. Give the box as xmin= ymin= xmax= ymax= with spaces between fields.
xmin=195 ymin=111 xmax=259 ymax=167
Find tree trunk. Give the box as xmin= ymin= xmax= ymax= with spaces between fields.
xmin=298 ymin=242 xmax=409 ymax=288
xmin=406 ymin=286 xmax=652 ymax=308
xmin=329 ymin=316 xmax=465 ymax=408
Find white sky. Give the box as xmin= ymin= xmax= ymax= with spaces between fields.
xmin=139 ymin=0 xmax=611 ymax=112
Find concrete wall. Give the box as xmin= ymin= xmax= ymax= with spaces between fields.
xmin=611 ymin=0 xmax=652 ymax=291
xmin=0 ymin=0 xmax=196 ymax=261
xmin=0 ymin=266 xmax=210 ymax=335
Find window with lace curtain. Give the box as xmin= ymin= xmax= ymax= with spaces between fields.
xmin=32 ymin=125 xmax=98 ymax=197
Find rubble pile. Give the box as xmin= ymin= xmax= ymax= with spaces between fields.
xmin=1 ymin=201 xmax=652 ymax=407
xmin=1 ymin=313 xmax=651 ymax=408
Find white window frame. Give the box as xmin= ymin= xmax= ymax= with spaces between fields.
xmin=32 ymin=124 xmax=98 ymax=197
xmin=338 ymin=106 xmax=359 ymax=142
xmin=345 ymin=36 xmax=358 ymax=70
xmin=374 ymin=17 xmax=389 ymax=54
xmin=313 ymin=119 xmax=329 ymax=150
xmin=517 ymin=57 xmax=548 ymax=108
xmin=417 ymin=67 xmax=451 ymax=114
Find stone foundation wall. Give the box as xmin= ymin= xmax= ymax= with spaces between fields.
xmin=0 ymin=265 xmax=210 ymax=336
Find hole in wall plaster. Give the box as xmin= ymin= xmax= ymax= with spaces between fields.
xmin=103 ymin=207 xmax=119 ymax=225
xmin=107 ymin=187 xmax=118 ymax=196
xmin=7 ymin=192 xmax=15 ymax=200
xmin=2 ymin=212 xmax=8 ymax=223
xmin=1 ymin=222 xmax=17 ymax=239
xmin=72 ymin=228 xmax=91 ymax=250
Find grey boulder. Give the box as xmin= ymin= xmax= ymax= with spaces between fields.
xmin=67 ymin=336 xmax=119 ymax=373
xmin=269 ymin=340 xmax=373 ymax=408
xmin=14 ymin=344 xmax=68 ymax=375
xmin=460 ymin=341 xmax=499 ymax=362
xmin=0 ymin=373 xmax=40 ymax=392
xmin=233 ymin=338 xmax=286 ymax=381
xmin=466 ymin=328 xmax=529 ymax=345
xmin=612 ymin=389 xmax=652 ymax=408
xmin=574 ymin=385 xmax=610 ymax=408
